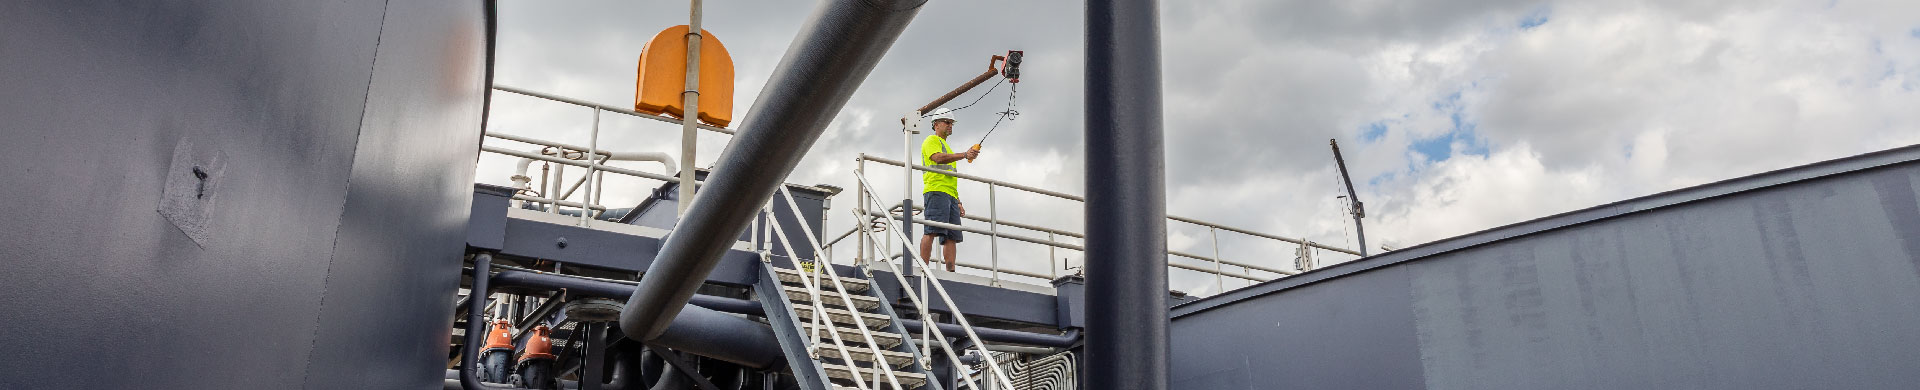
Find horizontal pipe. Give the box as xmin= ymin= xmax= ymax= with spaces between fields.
xmin=479 ymin=266 xmax=783 ymax=369
xmin=490 ymin=265 xmax=1080 ymax=350
xmin=511 ymin=194 xmax=608 ymax=211
xmin=492 ymin=84 xmax=736 ymax=135
xmin=490 ymin=269 xmax=765 ymax=316
xmin=487 ymin=132 xmax=676 ymax=170
xmin=483 ymin=145 xmax=681 ymax=184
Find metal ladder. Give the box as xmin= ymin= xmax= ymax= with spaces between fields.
xmin=754 ymin=187 xmax=942 ymax=390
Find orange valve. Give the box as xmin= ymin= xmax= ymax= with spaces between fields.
xmin=483 ymin=319 xmax=514 ymax=351
xmin=518 ymin=325 xmax=557 ymax=362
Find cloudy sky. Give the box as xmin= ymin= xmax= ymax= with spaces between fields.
xmin=480 ymin=0 xmax=1920 ymax=296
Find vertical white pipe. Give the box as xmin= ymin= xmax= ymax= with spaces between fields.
xmin=583 ymin=108 xmax=600 ymax=226
xmin=1209 ymin=227 xmax=1224 ymax=293
xmin=988 ymin=183 xmax=1000 ymax=286
xmin=1048 ymin=232 xmax=1058 ymax=279
xmin=549 ymin=163 xmax=565 ymax=214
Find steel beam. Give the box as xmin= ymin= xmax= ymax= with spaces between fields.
xmin=1083 ymin=1 xmax=1170 ymax=390
xmin=621 ymin=0 xmax=927 ymax=341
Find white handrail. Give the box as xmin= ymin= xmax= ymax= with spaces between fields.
xmin=771 ymin=187 xmax=919 ymax=389
xmin=766 ymin=213 xmax=906 ymax=390
xmin=851 ymin=170 xmax=1018 ymax=390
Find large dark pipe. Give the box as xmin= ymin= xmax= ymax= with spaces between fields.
xmin=492 ymin=270 xmax=764 ymax=315
xmin=503 ymin=269 xmax=1080 ymax=349
xmin=465 ymin=256 xmax=785 ymax=390
xmin=621 ymin=0 xmax=927 ymax=341
xmin=1084 ymin=0 xmax=1170 ymax=389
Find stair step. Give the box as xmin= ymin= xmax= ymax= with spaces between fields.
xmin=815 ymin=345 xmax=915 ymax=368
xmin=782 ymin=285 xmax=881 ymax=310
xmin=773 ymin=267 xmax=869 ymax=292
xmin=822 ymin=363 xmax=927 ymax=389
xmin=794 ymin=304 xmax=892 ymax=329
xmin=801 ymin=323 xmax=902 ymax=349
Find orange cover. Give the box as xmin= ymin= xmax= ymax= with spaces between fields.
xmin=636 ymin=25 xmax=734 ymax=128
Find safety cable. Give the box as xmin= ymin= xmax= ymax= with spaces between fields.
xmin=976 ymin=83 xmax=1020 ymax=145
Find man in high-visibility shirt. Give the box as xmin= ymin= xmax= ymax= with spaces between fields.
xmin=919 ymin=112 xmax=979 ymax=272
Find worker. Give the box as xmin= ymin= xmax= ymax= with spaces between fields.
xmin=919 ymin=109 xmax=979 ymax=272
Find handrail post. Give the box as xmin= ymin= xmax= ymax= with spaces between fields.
xmin=1208 ymin=227 xmax=1223 ymax=293
xmin=1048 ymin=232 xmax=1058 ymax=279
xmin=549 ymin=163 xmax=564 ymax=214
xmin=582 ymin=107 xmax=600 ymax=226
xmin=988 ymin=183 xmax=1001 ymax=286
xmin=857 ymin=158 xmax=868 ymax=267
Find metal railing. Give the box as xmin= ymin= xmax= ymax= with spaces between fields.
xmin=846 ymin=172 xmax=1020 ymax=389
xmin=761 ymin=191 xmax=914 ymax=390
xmin=848 ymin=153 xmax=1361 ymax=292
xmin=481 ymin=85 xmax=735 ymax=225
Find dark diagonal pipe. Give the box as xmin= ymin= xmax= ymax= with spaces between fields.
xmin=621 ymin=0 xmax=927 ymax=341
xmin=1084 ymin=0 xmax=1170 ymax=389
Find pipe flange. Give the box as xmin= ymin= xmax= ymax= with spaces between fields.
xmin=563 ymin=298 xmax=624 ymax=323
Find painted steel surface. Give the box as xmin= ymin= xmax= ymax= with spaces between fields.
xmin=1170 ymin=146 xmax=1920 ymax=389
xmin=0 ymin=1 xmax=487 ymax=388
xmin=1084 ymin=0 xmax=1172 ymax=389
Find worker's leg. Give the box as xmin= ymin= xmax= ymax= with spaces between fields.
xmin=919 ymin=234 xmax=935 ymax=264
xmin=941 ymin=240 xmax=957 ymax=272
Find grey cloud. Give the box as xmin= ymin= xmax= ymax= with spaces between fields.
xmin=484 ymin=0 xmax=1920 ymax=296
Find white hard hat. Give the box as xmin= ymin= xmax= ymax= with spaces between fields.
xmin=927 ymin=108 xmax=957 ymax=124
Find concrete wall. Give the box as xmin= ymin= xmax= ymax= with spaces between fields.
xmin=0 ymin=1 xmax=488 ymax=388
xmin=1171 ymin=146 xmax=1920 ymax=390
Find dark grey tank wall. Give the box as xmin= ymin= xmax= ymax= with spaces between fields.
xmin=0 ymin=1 xmax=487 ymax=389
xmin=1169 ymin=146 xmax=1920 ymax=390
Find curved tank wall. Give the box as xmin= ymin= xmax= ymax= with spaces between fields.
xmin=1170 ymin=146 xmax=1920 ymax=389
xmin=0 ymin=1 xmax=489 ymax=389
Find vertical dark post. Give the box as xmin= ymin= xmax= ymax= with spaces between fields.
xmin=581 ymin=323 xmax=607 ymax=390
xmin=1329 ymin=139 xmax=1368 ymax=256
xmin=1085 ymin=0 xmax=1168 ymax=389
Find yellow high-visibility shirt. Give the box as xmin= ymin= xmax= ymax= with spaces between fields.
xmin=920 ymin=135 xmax=959 ymax=198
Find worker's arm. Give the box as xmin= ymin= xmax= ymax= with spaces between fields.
xmin=929 ymin=152 xmax=966 ymax=164
xmin=928 ymin=148 xmax=980 ymax=164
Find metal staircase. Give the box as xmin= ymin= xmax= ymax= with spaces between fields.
xmin=754 ymin=184 xmax=1022 ymax=390
xmin=754 ymin=187 xmax=943 ymax=390
xmin=757 ymin=262 xmax=935 ymax=390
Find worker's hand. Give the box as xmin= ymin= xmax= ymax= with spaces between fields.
xmin=958 ymin=203 xmax=967 ymax=217
xmin=964 ymin=148 xmax=980 ymax=161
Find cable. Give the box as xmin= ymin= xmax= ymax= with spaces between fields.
xmin=975 ymin=83 xmax=1020 ymax=145
xmin=926 ymin=76 xmax=1008 ymax=117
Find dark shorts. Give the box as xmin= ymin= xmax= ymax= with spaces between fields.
xmin=922 ymin=192 xmax=963 ymax=243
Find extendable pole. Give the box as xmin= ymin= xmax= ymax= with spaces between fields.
xmin=678 ymin=0 xmax=703 ymax=216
